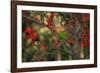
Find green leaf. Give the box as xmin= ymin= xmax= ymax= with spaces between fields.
xmin=59 ymin=31 xmax=68 ymax=40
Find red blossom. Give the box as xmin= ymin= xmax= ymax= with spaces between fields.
xmin=40 ymin=45 xmax=48 ymax=50
xmin=87 ymin=32 xmax=90 ymax=46
xmin=32 ymin=33 xmax=39 ymax=40
xmin=81 ymin=33 xmax=87 ymax=39
xmin=47 ymin=12 xmax=54 ymax=29
xmin=24 ymin=27 xmax=33 ymax=39
xmin=24 ymin=27 xmax=39 ymax=40
xmin=81 ymin=39 xmax=87 ymax=47
xmin=81 ymin=28 xmax=90 ymax=47
xmin=82 ymin=13 xmax=90 ymax=23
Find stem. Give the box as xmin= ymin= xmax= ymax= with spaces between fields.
xmin=56 ymin=49 xmax=61 ymax=60
xmin=80 ymin=46 xmax=84 ymax=59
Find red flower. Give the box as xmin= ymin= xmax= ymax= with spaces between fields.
xmin=40 ymin=45 xmax=48 ymax=50
xmin=81 ymin=39 xmax=87 ymax=47
xmin=82 ymin=13 xmax=90 ymax=23
xmin=81 ymin=33 xmax=87 ymax=39
xmin=24 ymin=27 xmax=39 ymax=40
xmin=47 ymin=12 xmax=54 ymax=29
xmin=87 ymin=32 xmax=90 ymax=46
xmin=24 ymin=27 xmax=33 ymax=39
xmin=81 ymin=28 xmax=90 ymax=47
xmin=32 ymin=33 xmax=39 ymax=40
